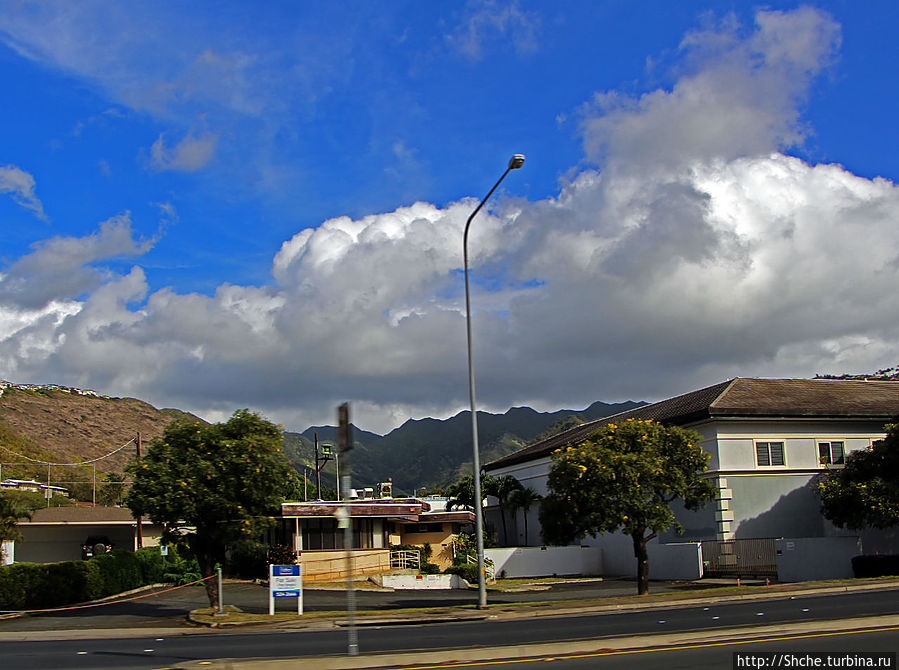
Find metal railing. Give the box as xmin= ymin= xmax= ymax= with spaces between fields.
xmin=389 ymin=549 xmax=420 ymax=570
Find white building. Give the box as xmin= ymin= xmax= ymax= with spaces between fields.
xmin=484 ymin=378 xmax=899 ymax=580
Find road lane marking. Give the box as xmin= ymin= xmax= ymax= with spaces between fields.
xmin=375 ymin=624 xmax=899 ymax=669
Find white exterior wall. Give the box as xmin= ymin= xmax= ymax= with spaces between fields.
xmin=776 ymin=537 xmax=861 ymax=581
xmin=379 ymin=574 xmax=467 ymax=589
xmin=487 ymin=457 xmax=553 ymax=496
xmin=711 ymin=419 xmax=880 ymax=472
xmin=486 ymin=545 xmax=602 ymax=578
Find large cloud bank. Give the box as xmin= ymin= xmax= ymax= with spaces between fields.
xmin=2 ymin=8 xmax=898 ymax=433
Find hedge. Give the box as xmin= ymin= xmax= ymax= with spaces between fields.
xmin=0 ymin=546 xmax=166 ymax=610
xmin=851 ymin=554 xmax=899 ymax=578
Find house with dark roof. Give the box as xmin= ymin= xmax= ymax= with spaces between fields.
xmin=484 ymin=378 xmax=899 ymax=580
xmin=13 ymin=506 xmax=162 ymax=563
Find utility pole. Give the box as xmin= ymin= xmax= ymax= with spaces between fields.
xmin=135 ymin=433 xmax=143 ymax=548
xmin=314 ymin=433 xmax=321 ymax=499
xmin=337 ymin=402 xmax=357 ymax=657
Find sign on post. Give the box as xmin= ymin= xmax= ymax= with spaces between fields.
xmin=269 ymin=564 xmax=303 ymax=615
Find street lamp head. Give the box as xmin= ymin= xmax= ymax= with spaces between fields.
xmin=508 ymin=154 xmax=525 ymax=170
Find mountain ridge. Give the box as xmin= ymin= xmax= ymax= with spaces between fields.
xmin=0 ymin=379 xmax=644 ymax=496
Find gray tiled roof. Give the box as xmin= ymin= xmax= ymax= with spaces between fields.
xmin=485 ymin=378 xmax=899 ymax=470
xmin=24 ymin=506 xmax=140 ymax=524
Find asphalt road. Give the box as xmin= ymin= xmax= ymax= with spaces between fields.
xmin=1 ymin=586 xmax=897 ymax=670
xmin=0 ymin=578 xmax=687 ymax=631
xmin=373 ymin=628 xmax=899 ymax=670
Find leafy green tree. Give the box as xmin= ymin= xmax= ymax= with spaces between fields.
xmin=97 ymin=472 xmax=128 ymax=507
xmin=125 ymin=410 xmax=291 ymax=608
xmin=817 ymin=423 xmax=899 ymax=529
xmin=484 ymin=474 xmax=523 ymax=546
xmin=539 ymin=418 xmax=715 ymax=595
xmin=0 ymin=493 xmax=34 ymax=561
xmin=509 ymin=486 xmax=542 ymax=546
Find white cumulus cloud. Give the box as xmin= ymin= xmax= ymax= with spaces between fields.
xmin=1 ymin=7 xmax=898 ymax=434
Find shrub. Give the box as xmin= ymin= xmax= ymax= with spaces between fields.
xmin=267 ymin=544 xmax=297 ymax=567
xmin=162 ymin=556 xmax=202 ymax=585
xmin=0 ymin=549 xmax=162 ymax=610
xmin=852 ymin=554 xmax=899 ymax=578
xmin=421 ymin=562 xmax=441 ymax=574
xmin=133 ymin=546 xmax=166 ymax=584
xmin=226 ymin=541 xmax=268 ymax=579
xmin=91 ymin=550 xmax=143 ymax=595
xmin=444 ymin=563 xmax=479 ymax=584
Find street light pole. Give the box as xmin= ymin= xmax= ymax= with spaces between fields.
xmin=464 ymin=154 xmax=525 ymax=609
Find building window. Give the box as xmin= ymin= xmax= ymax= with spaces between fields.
xmin=404 ymin=523 xmax=444 ymax=534
xmin=756 ymin=441 xmax=785 ymax=466
xmin=818 ymin=441 xmax=845 ymax=465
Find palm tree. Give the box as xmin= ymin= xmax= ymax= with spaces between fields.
xmin=485 ymin=475 xmax=523 ymax=546
xmin=445 ymin=473 xmax=496 ymax=511
xmin=510 ymin=487 xmax=542 ymax=546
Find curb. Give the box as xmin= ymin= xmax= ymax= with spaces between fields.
xmin=184 ymin=580 xmax=899 ymax=631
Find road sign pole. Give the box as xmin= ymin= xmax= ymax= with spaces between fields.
xmin=338 ymin=403 xmax=358 ymax=657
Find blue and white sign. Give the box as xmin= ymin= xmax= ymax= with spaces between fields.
xmin=269 ymin=564 xmax=303 ymax=615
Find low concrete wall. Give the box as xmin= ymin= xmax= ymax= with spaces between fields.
xmin=485 ymin=545 xmax=602 ymax=578
xmin=648 ymin=542 xmax=703 ymax=580
xmin=299 ymin=549 xmax=391 ymax=582
xmin=583 ymin=534 xmax=703 ymax=580
xmin=776 ymin=537 xmax=861 ymax=582
xmin=379 ymin=574 xmax=467 ymax=590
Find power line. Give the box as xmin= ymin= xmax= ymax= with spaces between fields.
xmin=0 ymin=437 xmax=136 ymax=466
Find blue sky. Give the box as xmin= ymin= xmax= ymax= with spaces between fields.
xmin=1 ymin=1 xmax=898 ymax=433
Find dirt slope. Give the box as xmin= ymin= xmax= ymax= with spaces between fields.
xmin=0 ymin=382 xmax=201 ymax=476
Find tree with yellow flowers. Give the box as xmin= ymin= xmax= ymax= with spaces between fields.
xmin=126 ymin=410 xmax=291 ymax=608
xmin=539 ymin=418 xmax=715 ymax=595
xmin=817 ymin=423 xmax=899 ymax=531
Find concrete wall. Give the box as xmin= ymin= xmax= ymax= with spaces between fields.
xmin=485 ymin=545 xmax=602 ymax=578
xmin=378 ymin=574 xmax=467 ymax=590
xmin=399 ymin=525 xmax=456 ymax=569
xmin=776 ymin=537 xmax=861 ymax=582
xmin=648 ymin=542 xmax=703 ymax=580
xmin=299 ymin=549 xmax=391 ymax=582
xmin=580 ymin=534 xmax=703 ymax=580
xmin=729 ymin=474 xmax=825 ymax=539
xmin=859 ymin=526 xmax=899 ymax=555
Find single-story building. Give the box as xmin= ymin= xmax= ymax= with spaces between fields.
xmin=280 ymin=497 xmax=475 ymax=581
xmin=11 ymin=506 xmax=162 ymax=564
xmin=484 ymin=377 xmax=899 ymax=581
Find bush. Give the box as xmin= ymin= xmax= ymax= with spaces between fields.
xmin=133 ymin=546 xmax=166 ymax=584
xmin=226 ymin=541 xmax=268 ymax=579
xmin=444 ymin=563 xmax=479 ymax=584
xmin=0 ymin=548 xmax=166 ymax=610
xmin=421 ymin=562 xmax=441 ymax=574
xmin=852 ymin=554 xmax=899 ymax=578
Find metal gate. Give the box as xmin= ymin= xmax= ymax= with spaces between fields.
xmin=701 ymin=538 xmax=778 ymax=578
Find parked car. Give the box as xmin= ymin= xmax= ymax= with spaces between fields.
xmin=81 ymin=535 xmax=113 ymax=560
